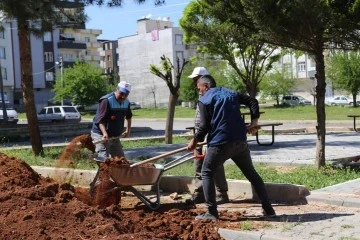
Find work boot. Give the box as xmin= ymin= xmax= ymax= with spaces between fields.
xmin=195 ymin=211 xmax=219 ymax=221
xmin=216 ymin=193 xmax=229 ymax=205
xmin=185 ymin=193 xmax=205 ymax=205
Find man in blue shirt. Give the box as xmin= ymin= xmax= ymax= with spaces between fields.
xmin=91 ymin=81 xmax=132 ymax=161
xmin=186 ymin=67 xmax=229 ymax=205
xmin=187 ymin=75 xmax=276 ymax=221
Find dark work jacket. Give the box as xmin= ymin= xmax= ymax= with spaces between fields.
xmin=91 ymin=92 xmax=132 ymax=137
xmin=194 ymin=87 xmax=259 ymax=146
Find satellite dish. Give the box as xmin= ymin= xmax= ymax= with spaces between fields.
xmin=157 ymin=16 xmax=162 ymax=20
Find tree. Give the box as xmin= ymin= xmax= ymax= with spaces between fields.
xmin=150 ymin=55 xmax=189 ymax=144
xmin=209 ymin=0 xmax=360 ymax=167
xmin=53 ymin=61 xmax=111 ymax=106
xmin=0 ymin=0 xmax=164 ymax=155
xmin=179 ymin=0 xmax=280 ymax=98
xmin=326 ymin=51 xmax=360 ymax=107
xmin=261 ymin=70 xmax=296 ymax=106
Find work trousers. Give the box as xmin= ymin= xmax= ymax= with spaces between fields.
xmin=91 ymin=131 xmax=124 ymax=161
xmin=202 ymin=140 xmax=271 ymax=214
xmin=193 ymin=147 xmax=228 ymax=196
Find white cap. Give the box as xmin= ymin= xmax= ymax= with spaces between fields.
xmin=188 ymin=67 xmax=209 ymax=78
xmin=117 ymin=81 xmax=131 ymax=94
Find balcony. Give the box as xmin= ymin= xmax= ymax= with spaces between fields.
xmin=58 ymin=41 xmax=87 ymax=49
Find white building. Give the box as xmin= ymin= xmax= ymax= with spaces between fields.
xmin=117 ymin=18 xmax=195 ymax=107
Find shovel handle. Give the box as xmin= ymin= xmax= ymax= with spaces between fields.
xmin=92 ymin=136 xmax=121 ymax=145
xmin=129 ymin=142 xmax=206 ymax=168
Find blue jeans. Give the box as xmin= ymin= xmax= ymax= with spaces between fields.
xmin=202 ymin=140 xmax=271 ymax=214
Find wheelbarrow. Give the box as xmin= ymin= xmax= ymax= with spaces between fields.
xmin=91 ymin=143 xmax=205 ymax=210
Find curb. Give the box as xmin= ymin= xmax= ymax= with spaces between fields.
xmin=32 ymin=166 xmax=309 ymax=204
xmin=307 ymin=193 xmax=360 ymax=208
xmin=218 ymin=229 xmax=288 ymax=240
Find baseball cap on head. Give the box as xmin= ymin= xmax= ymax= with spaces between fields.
xmin=117 ymin=81 xmax=131 ymax=94
xmin=188 ymin=67 xmax=209 ymax=78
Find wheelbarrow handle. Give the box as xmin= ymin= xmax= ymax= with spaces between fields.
xmin=129 ymin=142 xmax=206 ymax=168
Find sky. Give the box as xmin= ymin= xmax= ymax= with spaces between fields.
xmin=84 ymin=0 xmax=191 ymax=40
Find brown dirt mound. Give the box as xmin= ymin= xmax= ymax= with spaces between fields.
xmin=0 ymin=152 xmax=228 ymax=239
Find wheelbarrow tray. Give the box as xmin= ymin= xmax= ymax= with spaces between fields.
xmin=105 ymin=152 xmax=195 ymax=210
xmin=108 ymin=163 xmax=164 ymax=186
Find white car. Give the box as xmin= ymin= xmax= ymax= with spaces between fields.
xmin=37 ymin=106 xmax=81 ymax=123
xmin=326 ymin=96 xmax=359 ymax=106
xmin=0 ymin=103 xmax=19 ymax=125
xmin=130 ymin=102 xmax=141 ymax=110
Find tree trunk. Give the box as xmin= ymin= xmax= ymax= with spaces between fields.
xmin=314 ymin=51 xmax=326 ymax=168
xmin=352 ymin=94 xmax=357 ymax=107
xmin=165 ymin=94 xmax=178 ymax=144
xmin=18 ymin=22 xmax=43 ymax=155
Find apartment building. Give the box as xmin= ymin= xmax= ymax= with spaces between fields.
xmin=0 ymin=19 xmax=16 ymax=106
xmin=98 ymin=40 xmax=118 ymax=76
xmin=274 ymin=53 xmax=333 ymax=102
xmin=0 ymin=16 xmax=102 ymax=111
xmin=117 ymin=18 xmax=195 ymax=107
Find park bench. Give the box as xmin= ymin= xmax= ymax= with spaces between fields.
xmin=250 ymin=122 xmax=283 ymax=146
xmin=348 ymin=115 xmax=360 ymax=132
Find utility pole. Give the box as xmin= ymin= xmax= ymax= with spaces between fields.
xmin=0 ymin=61 xmax=8 ymax=124
xmin=59 ymin=56 xmax=64 ymax=105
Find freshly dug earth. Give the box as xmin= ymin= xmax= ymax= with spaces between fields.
xmin=0 ymin=135 xmax=232 ymax=239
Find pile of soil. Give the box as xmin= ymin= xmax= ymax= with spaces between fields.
xmin=0 ymin=135 xmax=242 ymax=239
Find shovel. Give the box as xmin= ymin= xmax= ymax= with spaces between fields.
xmin=129 ymin=142 xmax=206 ymax=168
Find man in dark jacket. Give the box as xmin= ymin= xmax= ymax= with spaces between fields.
xmin=186 ymin=67 xmax=229 ymax=205
xmin=187 ymin=75 xmax=276 ymax=221
xmin=91 ymin=81 xmax=132 ymax=161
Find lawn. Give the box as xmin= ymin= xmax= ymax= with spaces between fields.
xmin=18 ymin=104 xmax=357 ymax=121
xmin=68 ymin=104 xmax=358 ymax=121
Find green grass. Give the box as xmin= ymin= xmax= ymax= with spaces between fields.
xmin=19 ymin=105 xmax=358 ymax=121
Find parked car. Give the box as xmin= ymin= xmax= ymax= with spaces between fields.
xmin=37 ymin=106 xmax=81 ymax=123
xmin=130 ymin=102 xmax=141 ymax=110
xmin=326 ymin=96 xmax=359 ymax=106
xmin=282 ymin=95 xmax=312 ymax=106
xmin=0 ymin=103 xmax=19 ymax=125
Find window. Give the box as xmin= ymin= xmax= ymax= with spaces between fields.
xmin=1 ymin=67 xmax=7 ymax=80
xmin=0 ymin=30 xmax=4 ymax=39
xmin=44 ymin=52 xmax=53 ymax=62
xmin=85 ymin=37 xmax=90 ymax=43
xmin=0 ymin=47 xmax=6 ymax=59
xmin=45 ymin=72 xmax=54 ymax=81
xmin=54 ymin=107 xmax=61 ymax=113
xmin=43 ymin=32 xmax=52 ymax=41
xmin=175 ymin=34 xmax=183 ymax=45
xmin=107 ymin=55 xmax=111 ymax=61
xmin=298 ymin=62 xmax=306 ymax=72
